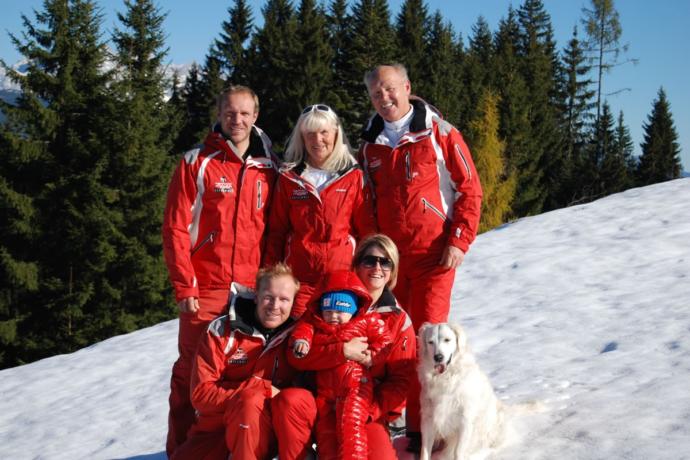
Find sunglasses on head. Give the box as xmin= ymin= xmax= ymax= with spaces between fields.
xmin=302 ymin=104 xmax=333 ymax=115
xmin=359 ymin=255 xmax=393 ymax=271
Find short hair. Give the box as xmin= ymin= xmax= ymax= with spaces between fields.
xmin=256 ymin=262 xmax=300 ymax=294
xmin=352 ymin=233 xmax=400 ymax=290
xmin=217 ymin=85 xmax=260 ymax=114
xmin=363 ymin=63 xmax=409 ymax=91
xmin=283 ymin=105 xmax=357 ymax=173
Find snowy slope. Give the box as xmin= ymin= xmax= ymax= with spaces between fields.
xmin=1 ymin=178 xmax=689 ymax=460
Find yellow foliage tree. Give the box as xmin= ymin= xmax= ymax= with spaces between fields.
xmin=467 ymin=90 xmax=517 ymax=233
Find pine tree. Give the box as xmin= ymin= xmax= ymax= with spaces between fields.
xmin=637 ymin=88 xmax=682 ymax=185
xmin=467 ymin=90 xmax=516 ymax=232
xmin=173 ymin=63 xmax=209 ymax=153
xmin=516 ymin=0 xmax=563 ymax=214
xmin=558 ymin=26 xmax=596 ymax=206
xmin=212 ymin=0 xmax=254 ymax=85
xmin=462 ymin=16 xmax=494 ymax=129
xmin=341 ymin=0 xmax=396 ymax=136
xmin=581 ymin=0 xmax=634 ymax=125
xmin=248 ymin=0 xmax=299 ymax=145
xmin=1 ymin=0 xmax=120 ymax=365
xmin=325 ymin=0 xmax=353 ymax=121
xmin=493 ymin=6 xmax=531 ymax=185
xmin=395 ymin=0 xmax=429 ymax=83
xmin=418 ymin=11 xmax=463 ymax=124
xmin=613 ymin=110 xmax=637 ymax=183
xmin=597 ymin=102 xmax=629 ymax=195
xmin=293 ymin=0 xmax=334 ymax=113
xmin=108 ymin=0 xmax=175 ymax=331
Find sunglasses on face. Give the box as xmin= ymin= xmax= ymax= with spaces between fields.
xmin=302 ymin=104 xmax=333 ymax=115
xmin=359 ymin=255 xmax=393 ymax=271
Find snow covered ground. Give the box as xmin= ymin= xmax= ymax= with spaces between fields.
xmin=1 ymin=178 xmax=689 ymax=460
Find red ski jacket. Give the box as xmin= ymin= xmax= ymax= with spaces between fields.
xmin=264 ymin=163 xmax=376 ymax=285
xmin=162 ymin=126 xmax=277 ymax=301
xmin=359 ymin=98 xmax=483 ymax=256
xmin=189 ymin=284 xmax=301 ymax=428
xmin=287 ymin=273 xmax=415 ymax=424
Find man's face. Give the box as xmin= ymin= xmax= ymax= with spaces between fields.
xmin=255 ymin=275 xmax=297 ymax=329
xmin=367 ymin=66 xmax=412 ymax=122
xmin=219 ymin=92 xmax=258 ymax=148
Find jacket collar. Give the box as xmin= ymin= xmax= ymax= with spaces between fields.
xmin=361 ymin=98 xmax=430 ymax=143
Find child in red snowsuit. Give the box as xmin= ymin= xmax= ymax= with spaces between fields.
xmin=290 ymin=270 xmax=393 ymax=460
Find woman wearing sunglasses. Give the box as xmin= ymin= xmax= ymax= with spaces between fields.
xmin=286 ymin=233 xmax=415 ymax=459
xmin=264 ymin=104 xmax=376 ymax=317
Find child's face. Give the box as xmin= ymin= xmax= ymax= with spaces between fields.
xmin=322 ymin=310 xmax=353 ymax=325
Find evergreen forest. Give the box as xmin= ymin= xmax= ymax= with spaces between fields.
xmin=0 ymin=0 xmax=683 ymax=369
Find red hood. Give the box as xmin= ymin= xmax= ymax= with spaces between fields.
xmin=305 ymin=270 xmax=373 ymax=315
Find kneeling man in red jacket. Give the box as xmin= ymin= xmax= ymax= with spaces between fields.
xmin=172 ymin=263 xmax=317 ymax=460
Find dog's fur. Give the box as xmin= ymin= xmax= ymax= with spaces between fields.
xmin=418 ymin=322 xmax=505 ymax=460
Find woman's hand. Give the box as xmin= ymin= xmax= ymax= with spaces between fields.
xmin=343 ymin=336 xmax=369 ymax=363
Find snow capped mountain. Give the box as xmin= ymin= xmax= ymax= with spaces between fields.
xmin=1 ymin=178 xmax=689 ymax=460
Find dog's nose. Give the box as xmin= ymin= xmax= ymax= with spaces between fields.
xmin=434 ymin=353 xmax=444 ymax=363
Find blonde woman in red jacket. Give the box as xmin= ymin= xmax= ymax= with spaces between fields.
xmin=265 ymin=104 xmax=376 ymax=318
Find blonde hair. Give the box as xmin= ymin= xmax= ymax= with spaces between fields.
xmin=353 ymin=234 xmax=400 ymax=290
xmin=256 ymin=262 xmax=300 ymax=293
xmin=217 ymin=85 xmax=260 ymax=114
xmin=283 ymin=105 xmax=356 ymax=172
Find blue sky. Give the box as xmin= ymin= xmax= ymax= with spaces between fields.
xmin=2 ymin=0 xmax=688 ymax=169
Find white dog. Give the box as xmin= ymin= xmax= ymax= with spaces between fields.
xmin=417 ymin=322 xmax=505 ymax=460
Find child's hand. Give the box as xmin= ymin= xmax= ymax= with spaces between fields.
xmin=293 ymin=340 xmax=310 ymax=358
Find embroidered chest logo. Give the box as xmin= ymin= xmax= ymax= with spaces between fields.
xmin=369 ymin=157 xmax=382 ymax=171
xmin=228 ymin=347 xmax=249 ymax=365
xmin=214 ymin=176 xmax=234 ymax=193
xmin=291 ymin=188 xmax=309 ymax=200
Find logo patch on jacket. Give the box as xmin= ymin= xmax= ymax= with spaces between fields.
xmin=290 ymin=188 xmax=309 ymax=200
xmin=228 ymin=347 xmax=248 ymax=365
xmin=369 ymin=157 xmax=382 ymax=171
xmin=214 ymin=176 xmax=234 ymax=193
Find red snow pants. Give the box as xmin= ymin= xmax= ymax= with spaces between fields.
xmin=172 ymin=387 xmax=317 ymax=460
xmin=166 ymin=288 xmax=230 ymax=457
xmin=393 ymin=252 xmax=455 ymax=434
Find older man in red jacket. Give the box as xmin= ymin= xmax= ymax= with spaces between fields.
xmin=172 ymin=263 xmax=316 ymax=460
xmin=162 ymin=85 xmax=279 ymax=456
xmin=359 ymin=64 xmax=483 ymax=452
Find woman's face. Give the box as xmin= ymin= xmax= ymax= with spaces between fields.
xmin=303 ymin=124 xmax=337 ymax=168
xmin=355 ymin=245 xmax=392 ymax=293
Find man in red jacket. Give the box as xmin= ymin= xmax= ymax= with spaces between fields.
xmin=162 ymin=85 xmax=278 ymax=456
xmin=359 ymin=64 xmax=483 ymax=452
xmin=172 ymin=263 xmax=317 ymax=460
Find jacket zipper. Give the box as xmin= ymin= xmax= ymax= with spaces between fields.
xmin=191 ymin=230 xmax=216 ymax=256
xmin=405 ymin=151 xmax=412 ymax=181
xmin=256 ymin=180 xmax=263 ymax=210
xmin=421 ymin=198 xmax=447 ymax=222
xmin=271 ymin=356 xmax=279 ymax=381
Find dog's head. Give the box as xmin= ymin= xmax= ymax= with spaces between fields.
xmin=419 ymin=322 xmax=468 ymax=375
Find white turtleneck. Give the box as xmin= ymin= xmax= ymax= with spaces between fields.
xmin=376 ymin=106 xmax=414 ymax=147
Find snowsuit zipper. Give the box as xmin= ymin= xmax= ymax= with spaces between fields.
xmin=421 ymin=198 xmax=447 ymax=222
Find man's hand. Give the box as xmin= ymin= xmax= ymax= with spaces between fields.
xmin=177 ymin=296 xmax=200 ymax=314
xmin=439 ymin=245 xmax=465 ymax=270
xmin=343 ymin=336 xmax=369 ymax=363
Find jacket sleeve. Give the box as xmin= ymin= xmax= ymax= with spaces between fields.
xmin=190 ymin=330 xmax=271 ymax=414
xmin=351 ymin=169 xmax=378 ymax=239
xmin=370 ymin=313 xmax=416 ymax=423
xmin=365 ymin=316 xmax=393 ymax=368
xmin=286 ymin=319 xmax=348 ymax=371
xmin=439 ymin=125 xmax=483 ymax=253
xmin=162 ymin=156 xmax=200 ymax=302
xmin=263 ymin=177 xmax=291 ymax=266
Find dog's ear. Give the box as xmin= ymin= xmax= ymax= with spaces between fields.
xmin=450 ymin=322 xmax=468 ymax=354
xmin=418 ymin=322 xmax=432 ymax=358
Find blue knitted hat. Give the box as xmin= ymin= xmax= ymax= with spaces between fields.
xmin=320 ymin=290 xmax=358 ymax=315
